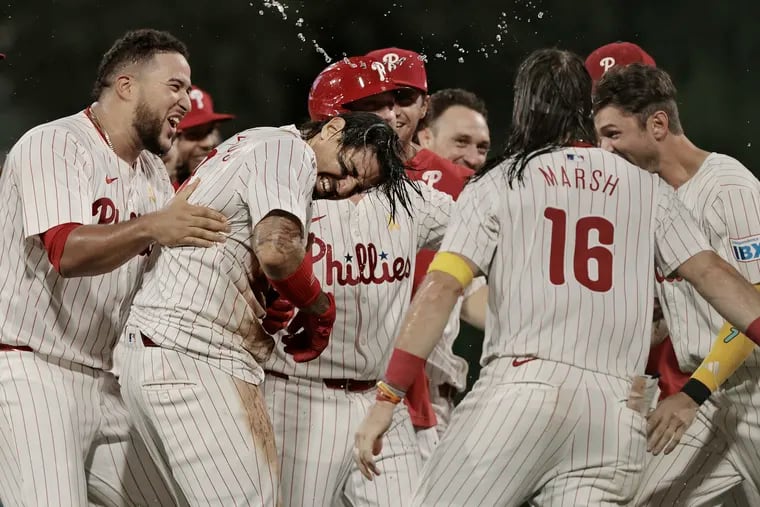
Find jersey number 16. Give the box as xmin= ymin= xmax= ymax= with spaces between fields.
xmin=544 ymin=207 xmax=614 ymax=292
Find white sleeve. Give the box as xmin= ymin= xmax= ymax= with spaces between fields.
xmin=416 ymin=185 xmax=454 ymax=250
xmin=706 ymin=188 xmax=760 ymax=283
xmin=439 ymin=174 xmax=501 ymax=275
xmin=246 ymin=137 xmax=316 ymax=231
xmin=11 ymin=127 xmax=92 ymax=238
xmin=654 ymin=179 xmax=712 ymax=275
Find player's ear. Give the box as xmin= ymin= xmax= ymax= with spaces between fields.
xmin=649 ymin=110 xmax=669 ymax=141
xmin=417 ymin=127 xmax=434 ymax=148
xmin=419 ymin=94 xmax=430 ymax=119
xmin=320 ymin=116 xmax=346 ymax=141
xmin=112 ymin=74 xmax=135 ymax=102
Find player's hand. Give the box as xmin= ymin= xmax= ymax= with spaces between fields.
xmin=262 ymin=290 xmax=295 ymax=334
xmin=646 ymin=391 xmax=699 ymax=455
xmin=150 ymin=178 xmax=230 ymax=247
xmin=353 ymin=401 xmax=395 ymax=480
xmin=281 ymin=292 xmax=336 ymax=362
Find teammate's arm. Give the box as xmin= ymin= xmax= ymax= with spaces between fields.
xmin=252 ymin=211 xmax=329 ymax=315
xmin=354 ymin=251 xmax=479 ymax=479
xmin=55 ymin=179 xmax=229 ymax=277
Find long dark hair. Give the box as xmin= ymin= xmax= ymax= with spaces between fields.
xmin=475 ymin=48 xmax=596 ymax=186
xmin=299 ymin=112 xmax=419 ymax=219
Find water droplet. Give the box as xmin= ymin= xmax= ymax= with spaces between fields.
xmin=538 ymin=11 xmax=544 ymax=18
xmin=458 ymin=57 xmax=464 ymax=63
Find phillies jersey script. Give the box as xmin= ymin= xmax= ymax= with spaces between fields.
xmin=264 ymin=182 xmax=453 ymax=379
xmin=0 ymin=111 xmax=173 ymax=368
xmin=126 ymin=125 xmax=316 ymax=385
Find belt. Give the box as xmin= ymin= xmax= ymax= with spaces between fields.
xmin=264 ymin=370 xmax=377 ymax=392
xmin=140 ymin=333 xmax=159 ymax=348
xmin=0 ymin=344 xmax=33 ymax=352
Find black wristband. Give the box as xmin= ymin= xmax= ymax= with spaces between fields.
xmin=681 ymin=378 xmax=711 ymax=406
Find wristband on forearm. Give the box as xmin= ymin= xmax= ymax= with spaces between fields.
xmin=681 ymin=378 xmax=712 ymax=406
xmin=267 ymin=253 xmax=321 ymax=309
xmin=383 ymin=348 xmax=426 ymax=394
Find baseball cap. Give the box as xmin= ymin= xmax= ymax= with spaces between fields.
xmin=366 ymin=47 xmax=428 ymax=93
xmin=585 ymin=42 xmax=656 ymax=83
xmin=178 ymin=86 xmax=235 ymax=131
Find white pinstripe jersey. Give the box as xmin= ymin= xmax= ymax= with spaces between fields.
xmin=656 ymin=153 xmax=760 ymax=372
xmin=0 ymin=111 xmax=173 ymax=369
xmin=441 ymin=147 xmax=711 ymax=379
xmin=127 ymin=125 xmax=316 ymax=385
xmin=264 ymin=183 xmax=453 ymax=380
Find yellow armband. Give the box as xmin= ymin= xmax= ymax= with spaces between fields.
xmin=691 ymin=322 xmax=756 ymax=392
xmin=427 ymin=252 xmax=474 ymax=289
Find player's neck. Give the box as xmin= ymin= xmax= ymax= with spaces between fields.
xmin=90 ymin=100 xmax=142 ymax=166
xmin=658 ymin=135 xmax=710 ymax=189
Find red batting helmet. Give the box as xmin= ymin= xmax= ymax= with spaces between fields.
xmin=366 ymin=47 xmax=428 ymax=93
xmin=308 ymin=56 xmax=400 ymax=121
xmin=585 ymin=42 xmax=656 ymax=83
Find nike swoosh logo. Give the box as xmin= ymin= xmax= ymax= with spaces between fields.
xmin=511 ymin=357 xmax=537 ymax=367
xmin=105 ymin=176 xmax=118 ymax=184
xmin=311 ymin=215 xmax=327 ymax=223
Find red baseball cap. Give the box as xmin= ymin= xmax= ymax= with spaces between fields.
xmin=366 ymin=47 xmax=428 ymax=93
xmin=585 ymin=42 xmax=656 ymax=83
xmin=178 ymin=86 xmax=235 ymax=131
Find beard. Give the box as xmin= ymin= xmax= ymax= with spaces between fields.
xmin=133 ymin=98 xmax=167 ymax=156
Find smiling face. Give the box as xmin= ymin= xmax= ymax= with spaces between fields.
xmin=420 ymin=105 xmax=490 ymax=170
xmin=594 ymin=104 xmax=660 ymax=173
xmin=307 ymin=117 xmax=384 ymax=199
xmin=392 ymin=87 xmax=428 ymax=147
xmin=131 ymin=52 xmax=192 ymax=155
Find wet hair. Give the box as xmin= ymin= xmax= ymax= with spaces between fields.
xmin=592 ymin=63 xmax=683 ymax=134
xmin=299 ymin=111 xmax=419 ymax=219
xmin=423 ymin=88 xmax=488 ymax=130
xmin=476 ymin=48 xmax=596 ymax=186
xmin=92 ymin=28 xmax=189 ymax=100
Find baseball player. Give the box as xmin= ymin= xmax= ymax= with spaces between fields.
xmin=417 ymin=88 xmax=491 ymax=171
xmin=353 ymin=48 xmax=760 ymax=506
xmin=586 ymin=41 xmax=692 ymax=400
xmin=258 ymin=55 xmax=457 ymax=507
xmin=594 ymin=63 xmax=760 ymax=505
xmin=171 ymin=85 xmax=235 ymax=188
xmin=367 ymin=47 xmax=488 ymax=449
xmin=119 ymin=111 xmax=414 ymax=506
xmin=0 ymin=29 xmax=230 ymax=506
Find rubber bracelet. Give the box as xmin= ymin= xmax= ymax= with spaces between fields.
xmin=268 ymin=254 xmax=321 ymax=309
xmin=384 ymin=348 xmax=426 ymax=392
xmin=680 ymin=378 xmax=711 ymax=406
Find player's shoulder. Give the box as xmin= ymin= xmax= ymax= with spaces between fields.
xmin=12 ymin=111 xmax=93 ymax=153
xmin=698 ymin=152 xmax=758 ymax=190
xmin=408 ymin=149 xmax=474 ymax=177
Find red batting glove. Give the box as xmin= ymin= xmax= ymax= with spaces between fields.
xmin=282 ymin=293 xmax=336 ymax=362
xmin=262 ymin=295 xmax=296 ymax=335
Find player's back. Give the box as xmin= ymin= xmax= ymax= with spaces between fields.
xmin=479 ymin=146 xmax=664 ymax=378
xmin=128 ymin=125 xmax=316 ymax=384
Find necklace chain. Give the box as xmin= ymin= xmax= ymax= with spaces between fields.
xmin=86 ymin=105 xmax=115 ymax=152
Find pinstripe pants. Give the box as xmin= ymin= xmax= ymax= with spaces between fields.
xmin=413 ymin=358 xmax=647 ymax=506
xmin=0 ymin=351 xmax=175 ymax=507
xmin=121 ymin=336 xmax=280 ymax=506
xmin=263 ymin=373 xmax=421 ymax=507
xmin=633 ymin=366 xmax=760 ymax=506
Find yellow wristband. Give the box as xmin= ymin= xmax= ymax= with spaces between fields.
xmin=691 ymin=322 xmax=756 ymax=392
xmin=427 ymin=252 xmax=474 ymax=289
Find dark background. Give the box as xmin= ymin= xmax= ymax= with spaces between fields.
xmin=1 ymin=0 xmax=758 ymax=390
